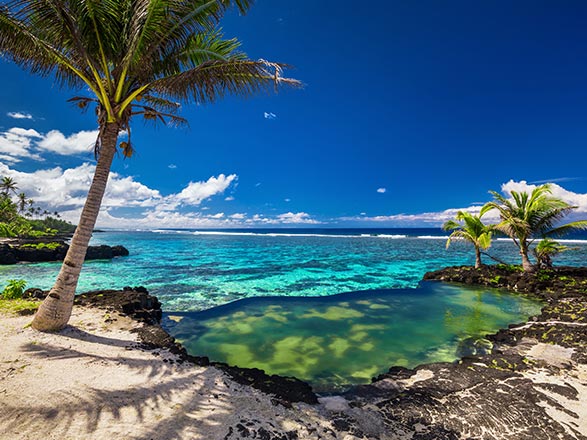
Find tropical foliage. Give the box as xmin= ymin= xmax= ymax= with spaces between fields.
xmin=0 ymin=0 xmax=299 ymax=331
xmin=0 ymin=177 xmax=75 ymax=238
xmin=481 ymin=184 xmax=587 ymax=272
xmin=1 ymin=279 xmax=27 ymax=300
xmin=442 ymin=211 xmax=493 ymax=268
xmin=533 ymin=238 xmax=570 ymax=269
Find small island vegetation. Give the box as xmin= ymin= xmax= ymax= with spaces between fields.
xmin=443 ymin=184 xmax=587 ymax=272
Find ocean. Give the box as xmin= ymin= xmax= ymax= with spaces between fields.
xmin=1 ymin=228 xmax=584 ymax=311
xmin=2 ymin=228 xmax=583 ymax=388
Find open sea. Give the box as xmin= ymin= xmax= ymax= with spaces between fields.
xmin=2 ymin=228 xmax=585 ymax=389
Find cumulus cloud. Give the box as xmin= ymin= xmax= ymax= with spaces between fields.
xmin=168 ymin=164 xmax=177 ymax=169
xmin=37 ymin=129 xmax=98 ymax=155
xmin=500 ymin=180 xmax=587 ymax=214
xmin=7 ymin=112 xmax=33 ymax=120
xmin=0 ymin=127 xmax=98 ymax=161
xmin=264 ymin=112 xmax=277 ymax=120
xmin=377 ymin=188 xmax=386 ymax=194
xmin=174 ymin=174 xmax=237 ymax=206
xmin=0 ymin=127 xmax=43 ymax=161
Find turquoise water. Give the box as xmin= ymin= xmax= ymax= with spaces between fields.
xmin=0 ymin=228 xmax=586 ymax=311
xmin=164 ymin=282 xmax=543 ymax=391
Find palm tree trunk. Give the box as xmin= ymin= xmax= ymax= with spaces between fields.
xmin=520 ymin=245 xmax=534 ymax=272
xmin=474 ymin=247 xmax=482 ymax=269
xmin=32 ymin=122 xmax=120 ymax=331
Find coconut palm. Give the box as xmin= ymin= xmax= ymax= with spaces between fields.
xmin=481 ymin=184 xmax=587 ymax=272
xmin=0 ymin=176 xmax=18 ymax=196
xmin=17 ymin=192 xmax=28 ymax=214
xmin=0 ymin=0 xmax=300 ymax=331
xmin=442 ymin=211 xmax=493 ymax=268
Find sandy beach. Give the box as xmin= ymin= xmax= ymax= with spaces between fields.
xmin=0 ymin=306 xmax=346 ymax=440
xmin=2 ymin=287 xmax=587 ymax=440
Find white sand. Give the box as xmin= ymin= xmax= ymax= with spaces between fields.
xmin=0 ymin=307 xmax=341 ymax=440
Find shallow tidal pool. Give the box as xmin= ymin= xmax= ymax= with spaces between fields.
xmin=163 ymin=281 xmax=542 ymax=392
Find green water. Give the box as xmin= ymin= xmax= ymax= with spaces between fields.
xmin=164 ymin=281 xmax=543 ymax=392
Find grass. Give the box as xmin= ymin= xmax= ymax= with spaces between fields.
xmin=0 ymin=298 xmax=40 ymax=315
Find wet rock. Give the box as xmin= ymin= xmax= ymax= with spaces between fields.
xmin=0 ymin=242 xmax=129 ymax=264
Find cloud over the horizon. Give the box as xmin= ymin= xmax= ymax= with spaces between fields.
xmin=342 ymin=180 xmax=587 ymax=226
xmin=0 ymin=162 xmax=321 ymax=227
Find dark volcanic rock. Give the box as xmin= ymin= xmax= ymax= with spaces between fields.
xmin=0 ymin=244 xmax=17 ymax=264
xmin=212 ymin=363 xmax=318 ymax=405
xmin=0 ymin=242 xmax=129 ymax=264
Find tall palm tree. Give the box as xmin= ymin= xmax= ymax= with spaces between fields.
xmin=481 ymin=184 xmax=587 ymax=272
xmin=442 ymin=211 xmax=493 ymax=269
xmin=0 ymin=176 xmax=18 ymax=196
xmin=0 ymin=0 xmax=299 ymax=331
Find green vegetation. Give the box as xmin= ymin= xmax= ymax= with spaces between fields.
xmin=0 ymin=298 xmax=39 ymax=315
xmin=1 ymin=279 xmax=27 ymax=300
xmin=20 ymin=242 xmax=62 ymax=250
xmin=443 ymin=211 xmax=493 ymax=268
xmin=0 ymin=178 xmax=75 ymax=238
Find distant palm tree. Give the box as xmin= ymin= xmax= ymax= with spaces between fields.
xmin=0 ymin=176 xmax=18 ymax=196
xmin=482 ymin=184 xmax=587 ymax=272
xmin=443 ymin=211 xmax=493 ymax=269
xmin=0 ymin=0 xmax=299 ymax=331
xmin=17 ymin=192 xmax=27 ymax=214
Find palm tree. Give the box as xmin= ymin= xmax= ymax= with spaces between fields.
xmin=481 ymin=184 xmax=587 ymax=272
xmin=0 ymin=176 xmax=18 ymax=196
xmin=533 ymin=238 xmax=570 ymax=269
xmin=0 ymin=0 xmax=300 ymax=331
xmin=17 ymin=192 xmax=28 ymax=214
xmin=442 ymin=211 xmax=493 ymax=269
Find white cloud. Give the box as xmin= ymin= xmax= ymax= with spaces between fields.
xmin=174 ymin=174 xmax=237 ymax=206
xmin=225 ymin=196 xmax=235 ymax=201
xmin=230 ymin=213 xmax=246 ymax=220
xmin=168 ymin=164 xmax=177 ymax=169
xmin=0 ymin=127 xmax=43 ymax=161
xmin=0 ymin=127 xmax=99 ymax=161
xmin=500 ymin=180 xmax=587 ymax=214
xmin=37 ymin=129 xmax=98 ymax=155
xmin=276 ymin=212 xmax=320 ymax=224
xmin=264 ymin=112 xmax=277 ymax=120
xmin=377 ymin=187 xmax=386 ymax=194
xmin=7 ymin=112 xmax=33 ymax=120
xmin=284 ymin=198 xmax=291 ymax=202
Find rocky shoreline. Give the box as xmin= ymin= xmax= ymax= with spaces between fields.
xmin=0 ymin=240 xmax=129 ymax=264
xmin=19 ymin=265 xmax=587 ymax=439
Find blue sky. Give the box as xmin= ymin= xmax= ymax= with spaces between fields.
xmin=1 ymin=0 xmax=587 ymax=228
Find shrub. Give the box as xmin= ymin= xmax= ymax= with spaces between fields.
xmin=2 ymin=279 xmax=27 ymax=299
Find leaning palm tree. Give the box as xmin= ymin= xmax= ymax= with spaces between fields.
xmin=442 ymin=211 xmax=493 ymax=268
xmin=0 ymin=0 xmax=299 ymax=331
xmin=481 ymin=184 xmax=587 ymax=272
xmin=0 ymin=176 xmax=18 ymax=196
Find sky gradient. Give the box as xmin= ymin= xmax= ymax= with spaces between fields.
xmin=1 ymin=0 xmax=587 ymax=228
